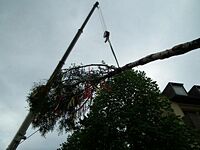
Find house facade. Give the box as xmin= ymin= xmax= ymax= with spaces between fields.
xmin=162 ymin=82 xmax=200 ymax=129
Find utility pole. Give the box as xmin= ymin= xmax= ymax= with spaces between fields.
xmin=7 ymin=2 xmax=99 ymax=149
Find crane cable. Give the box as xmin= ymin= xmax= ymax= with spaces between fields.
xmin=19 ymin=128 xmax=40 ymax=144
xmin=97 ymin=5 xmax=107 ymax=31
xmin=97 ymin=5 xmax=120 ymax=68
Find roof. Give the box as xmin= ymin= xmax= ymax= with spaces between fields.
xmin=162 ymin=82 xmax=200 ymax=105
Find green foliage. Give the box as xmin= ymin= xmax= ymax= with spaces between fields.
xmin=58 ymin=70 xmax=200 ymax=150
xmin=27 ymin=64 xmax=115 ymax=135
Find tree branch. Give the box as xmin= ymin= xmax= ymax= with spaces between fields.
xmin=63 ymin=64 xmax=116 ymax=71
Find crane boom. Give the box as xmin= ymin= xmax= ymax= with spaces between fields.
xmin=7 ymin=2 xmax=99 ymax=149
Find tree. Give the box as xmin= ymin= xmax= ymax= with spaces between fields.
xmin=58 ymin=70 xmax=200 ymax=150
xmin=27 ymin=38 xmax=200 ymax=135
xmin=25 ymin=38 xmax=200 ymax=149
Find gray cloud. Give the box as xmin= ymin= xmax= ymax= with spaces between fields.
xmin=0 ymin=0 xmax=200 ymax=149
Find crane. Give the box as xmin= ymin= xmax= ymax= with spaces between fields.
xmin=6 ymin=2 xmax=99 ymax=149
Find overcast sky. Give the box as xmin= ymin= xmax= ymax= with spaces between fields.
xmin=0 ymin=0 xmax=200 ymax=149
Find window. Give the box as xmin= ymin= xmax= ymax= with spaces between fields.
xmin=172 ymin=85 xmax=187 ymax=96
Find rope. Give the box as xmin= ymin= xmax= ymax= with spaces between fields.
xmin=108 ymin=39 xmax=120 ymax=67
xmin=19 ymin=129 xmax=40 ymax=144
xmin=98 ymin=6 xmax=107 ymax=31
xmin=97 ymin=5 xmax=120 ymax=68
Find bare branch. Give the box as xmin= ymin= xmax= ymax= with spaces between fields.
xmin=63 ymin=64 xmax=116 ymax=71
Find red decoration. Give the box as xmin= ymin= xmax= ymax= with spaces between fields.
xmin=83 ymin=83 xmax=93 ymax=99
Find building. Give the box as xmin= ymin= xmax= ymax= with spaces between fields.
xmin=162 ymin=82 xmax=200 ymax=129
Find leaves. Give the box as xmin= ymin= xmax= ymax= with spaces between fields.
xmin=26 ymin=37 xmax=200 ymax=135
xmin=27 ymin=64 xmax=115 ymax=135
xmin=58 ymin=70 xmax=200 ymax=150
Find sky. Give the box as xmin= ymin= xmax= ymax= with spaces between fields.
xmin=0 ymin=0 xmax=200 ymax=149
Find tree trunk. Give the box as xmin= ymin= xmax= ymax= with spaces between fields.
xmin=101 ymin=38 xmax=200 ymax=79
